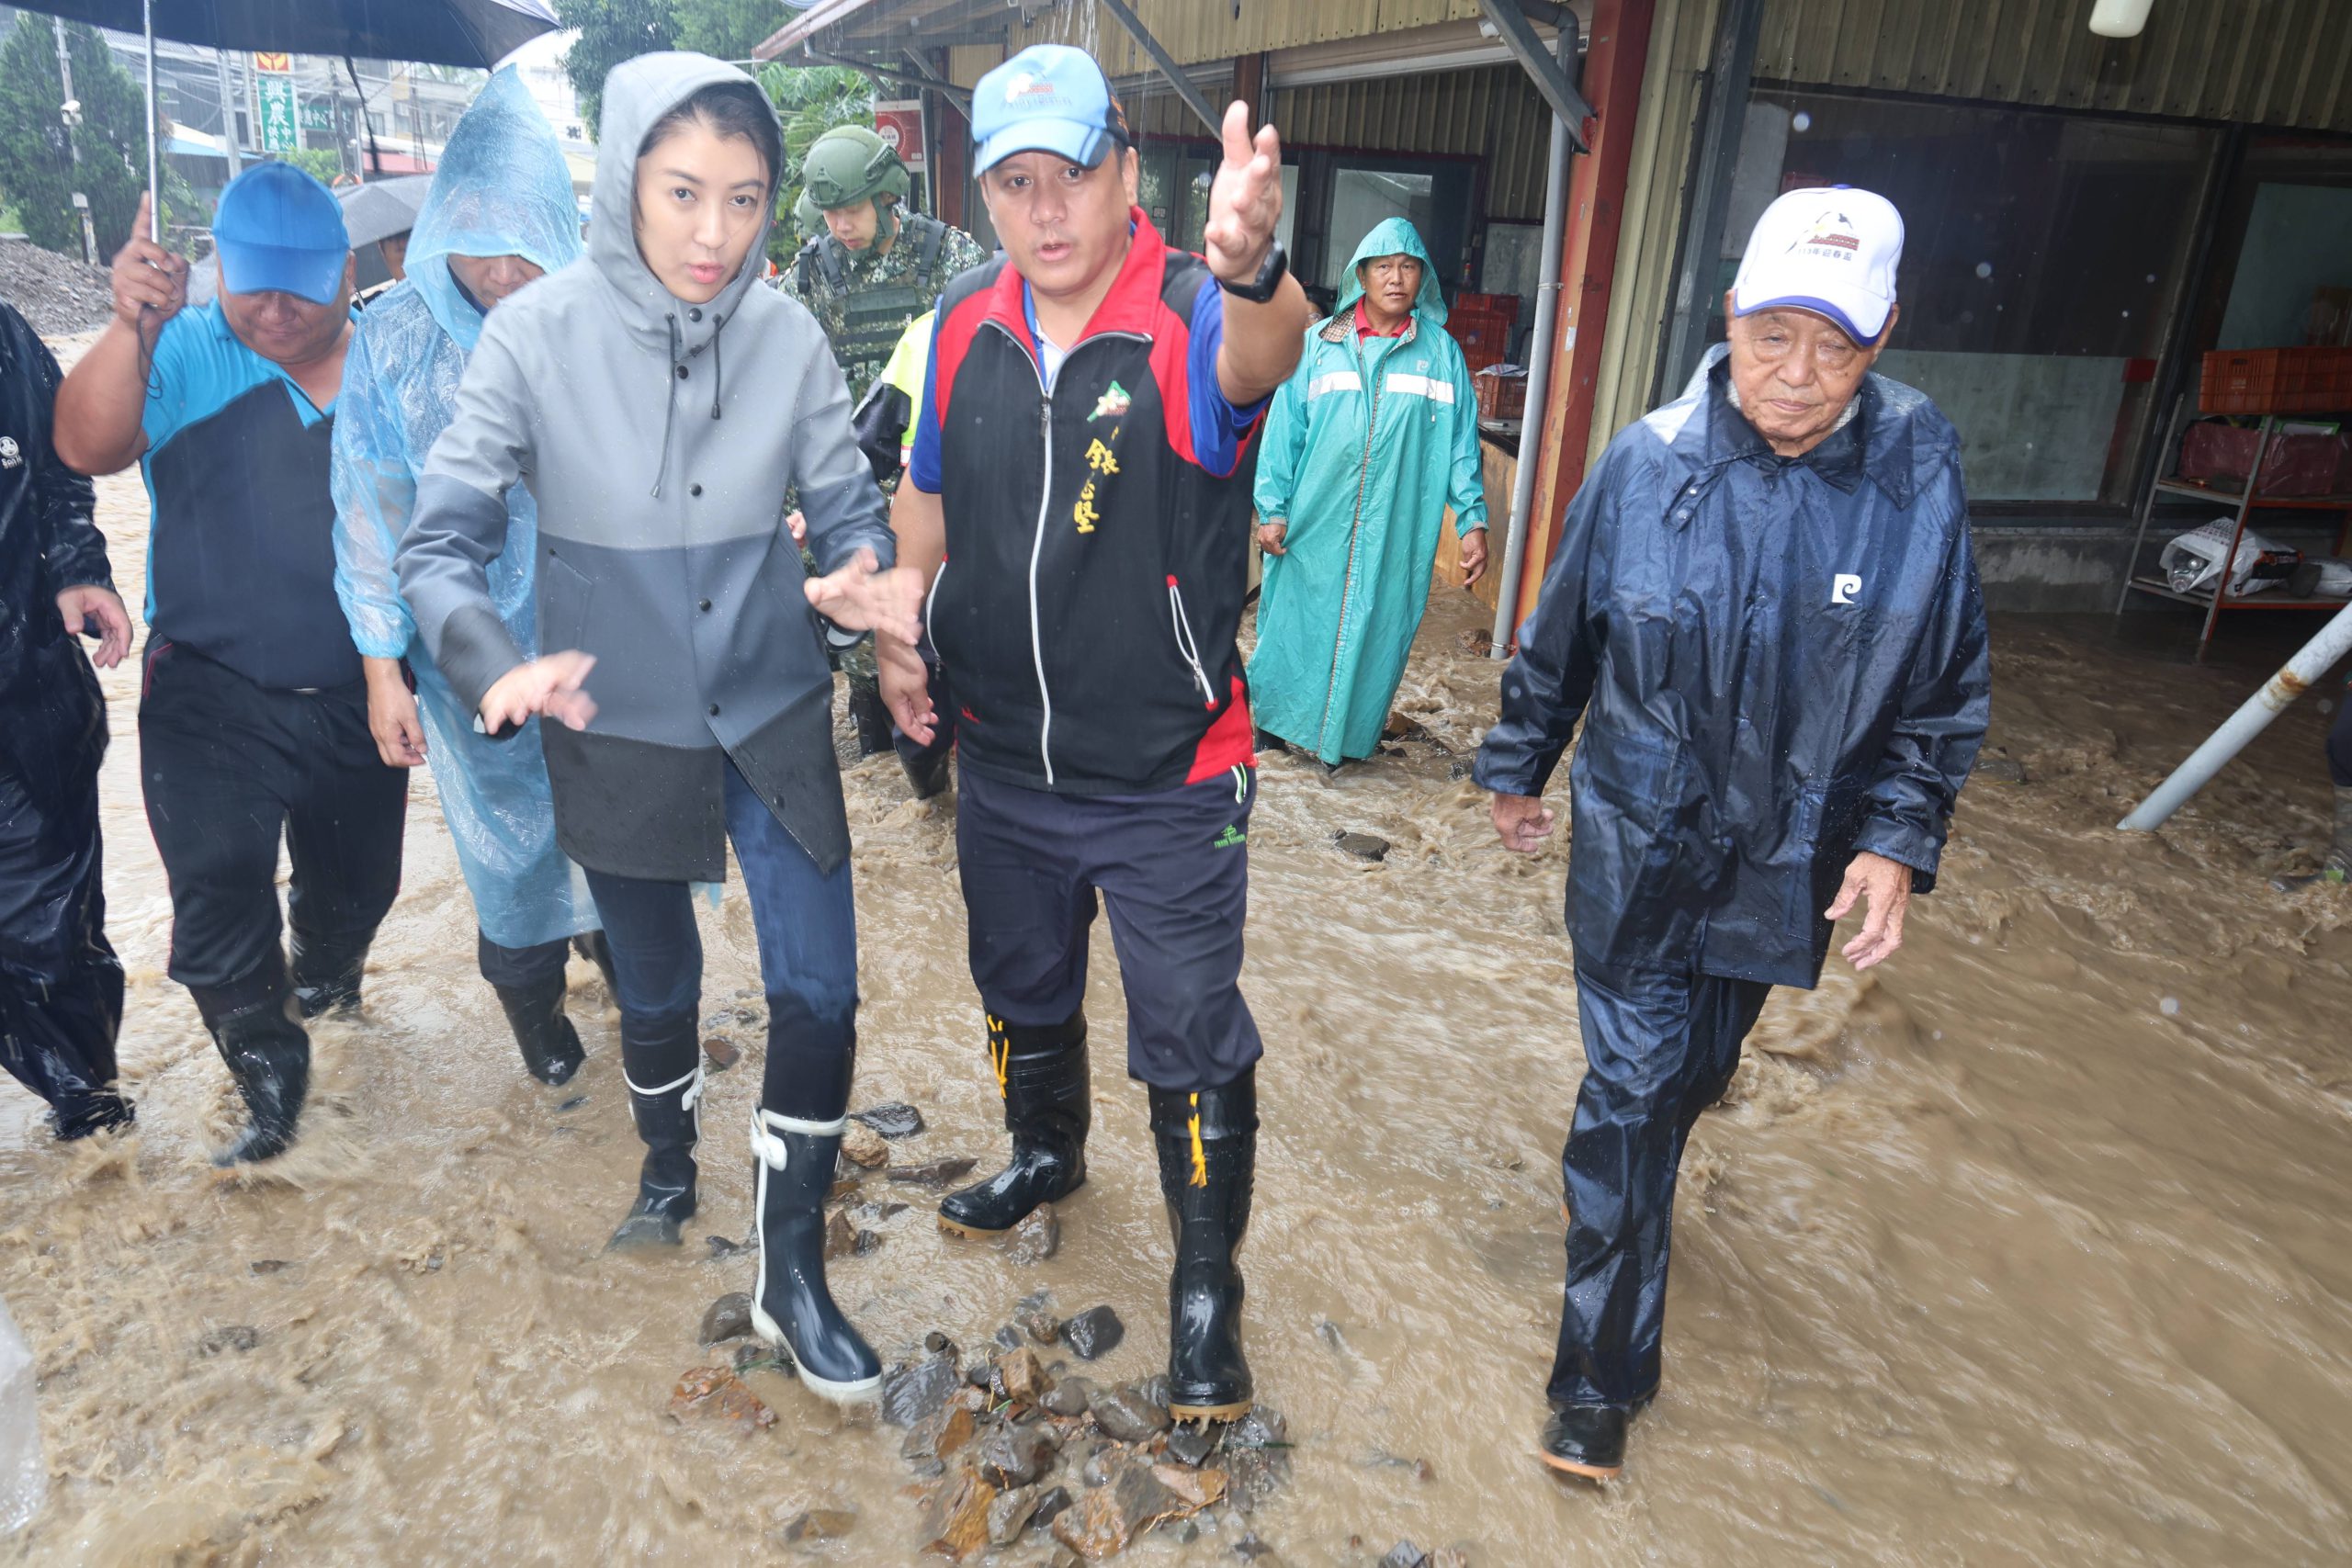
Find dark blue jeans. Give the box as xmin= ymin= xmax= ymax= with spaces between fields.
xmin=1548 ymin=958 xmax=1772 ymax=1408
xmin=584 ymin=761 xmax=859 ymax=1119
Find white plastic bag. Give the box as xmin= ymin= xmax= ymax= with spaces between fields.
xmin=0 ymin=1296 xmax=41 ymax=1534
xmin=2161 ymin=517 xmax=2294 ymax=597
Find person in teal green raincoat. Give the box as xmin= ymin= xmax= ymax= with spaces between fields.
xmin=1248 ymin=217 xmax=1487 ymax=765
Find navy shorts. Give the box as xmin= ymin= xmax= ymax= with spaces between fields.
xmin=956 ymin=763 xmax=1261 ymax=1090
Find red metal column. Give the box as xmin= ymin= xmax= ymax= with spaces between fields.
xmin=1511 ymin=0 xmax=1659 ymax=633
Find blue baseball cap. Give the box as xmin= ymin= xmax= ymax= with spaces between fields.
xmin=212 ymin=162 xmax=350 ymax=305
xmin=971 ymin=45 xmax=1131 ymax=174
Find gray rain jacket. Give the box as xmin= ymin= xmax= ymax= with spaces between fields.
xmin=399 ymin=52 xmax=893 ymax=883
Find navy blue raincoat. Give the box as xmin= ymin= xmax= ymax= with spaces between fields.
xmin=1475 ymin=347 xmax=1990 ymax=988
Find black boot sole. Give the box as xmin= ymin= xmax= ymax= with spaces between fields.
xmin=935 ymin=1168 xmax=1087 ymax=1237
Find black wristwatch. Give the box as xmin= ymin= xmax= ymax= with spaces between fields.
xmin=1218 ymin=241 xmax=1288 ymax=304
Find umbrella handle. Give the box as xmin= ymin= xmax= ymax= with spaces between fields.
xmin=144 ymin=0 xmax=160 ymax=243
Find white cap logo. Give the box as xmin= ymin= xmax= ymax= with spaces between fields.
xmin=1733 ymin=186 xmax=1904 ymax=345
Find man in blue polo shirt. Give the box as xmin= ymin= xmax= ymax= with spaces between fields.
xmin=56 ymin=171 xmax=408 ymax=1166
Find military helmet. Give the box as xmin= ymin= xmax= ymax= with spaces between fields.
xmin=796 ymin=124 xmax=912 ymax=231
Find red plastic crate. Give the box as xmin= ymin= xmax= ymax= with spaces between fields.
xmin=2201 ymin=346 xmax=2352 ymax=414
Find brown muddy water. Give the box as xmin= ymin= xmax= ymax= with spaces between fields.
xmin=7 ymin=350 xmax=2352 ymax=1563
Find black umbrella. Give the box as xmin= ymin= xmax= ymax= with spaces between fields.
xmin=14 ymin=1 xmax=560 ymax=235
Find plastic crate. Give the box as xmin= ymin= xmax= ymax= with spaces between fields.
xmin=1474 ymin=365 xmax=1527 ymax=420
xmin=1455 ymin=291 xmax=1522 ymax=327
xmin=2201 ymin=346 xmax=2352 ymax=414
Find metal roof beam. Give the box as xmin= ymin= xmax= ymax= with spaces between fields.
xmin=795 ymin=45 xmax=973 ymax=110
xmin=1479 ymin=0 xmax=1593 ymax=147
xmin=1096 ymin=0 xmax=1225 ymax=137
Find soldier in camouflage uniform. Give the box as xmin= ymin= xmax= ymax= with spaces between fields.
xmin=776 ymin=126 xmax=986 ymax=765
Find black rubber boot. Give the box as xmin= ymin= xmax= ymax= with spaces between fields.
xmin=607 ymin=1010 xmax=701 ymax=1250
xmin=938 ymin=1010 xmax=1089 ymax=1236
xmin=1537 ymin=1403 xmax=1630 ymax=1481
xmin=492 ymin=974 xmax=585 ymax=1087
xmin=751 ymin=1106 xmax=882 ymax=1402
xmin=1149 ymin=1069 xmax=1257 ymax=1422
xmin=848 ymin=677 xmax=894 ymax=759
xmin=288 ymin=928 xmax=370 ymax=1019
xmin=901 ymin=746 xmax=953 ymax=801
xmin=204 ymin=992 xmax=311 ymax=1166
xmin=572 ymin=930 xmax=619 ymax=999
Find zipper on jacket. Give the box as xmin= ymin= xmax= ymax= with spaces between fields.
xmin=1314 ymin=332 xmax=1384 ymax=754
xmin=979 ymin=317 xmax=1149 ymax=788
xmin=1166 ymin=575 xmax=1216 ymax=709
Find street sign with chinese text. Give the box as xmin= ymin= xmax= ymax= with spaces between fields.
xmin=301 ymin=99 xmax=334 ymax=132
xmin=257 ymin=75 xmax=298 ymax=152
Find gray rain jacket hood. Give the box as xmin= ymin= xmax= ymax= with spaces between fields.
xmin=399 ymin=52 xmax=894 ymax=883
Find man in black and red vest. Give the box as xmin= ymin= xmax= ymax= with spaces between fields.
xmin=881 ymin=43 xmax=1309 ymax=1424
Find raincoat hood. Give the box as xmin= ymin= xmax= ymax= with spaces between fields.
xmin=1334 ymin=217 xmax=1444 ymax=327
xmin=406 ymin=66 xmax=582 ymax=352
xmin=589 ymin=51 xmax=780 ymax=355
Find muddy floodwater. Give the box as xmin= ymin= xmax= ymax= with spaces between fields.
xmin=7 ymin=360 xmax=2352 ymax=1563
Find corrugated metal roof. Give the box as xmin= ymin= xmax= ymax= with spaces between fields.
xmin=786 ymin=0 xmax=1495 ymax=70
xmin=1754 ymin=0 xmax=2352 ymax=130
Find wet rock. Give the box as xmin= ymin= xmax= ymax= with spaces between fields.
xmin=841 ymin=1119 xmax=890 ymax=1168
xmin=851 ymin=1200 xmax=910 ymax=1224
xmin=1061 ymin=1304 xmax=1125 ymax=1361
xmin=977 ymin=1421 xmax=1061 ymax=1489
xmin=1080 ymin=1448 xmax=1116 ymax=1487
xmin=1231 ymin=1407 xmax=1288 ymax=1447
xmin=1088 ymin=1382 xmax=1171 ymax=1442
xmin=890 ymin=1157 xmax=979 ymax=1187
xmin=555 ymin=1093 xmax=590 ymax=1112
xmin=854 ymin=1228 xmax=885 ymax=1256
xmin=917 ymin=1466 xmax=998 ymax=1561
xmin=853 ymin=1100 xmax=928 ymax=1139
xmin=248 ymin=1258 xmax=290 ymax=1275
xmin=732 ymin=1340 xmax=793 ymax=1376
xmin=1136 ymin=1372 xmax=1171 ymax=1410
xmin=880 ymin=1351 xmax=962 ymax=1427
xmin=903 ymin=1402 xmax=978 ymax=1463
xmin=925 ymin=1330 xmax=961 ymax=1359
xmin=1976 ymin=754 xmax=2028 ymax=784
xmin=1457 ymin=627 xmax=1494 ymax=657
xmin=1030 ymin=1483 xmax=1075 ymax=1531
xmin=1007 ymin=1203 xmax=1062 ymax=1264
xmin=1051 ymin=1455 xmax=1180 ymax=1559
xmin=1383 ymin=712 xmax=1431 ymax=743
xmin=1164 ymin=1424 xmax=1216 ymax=1467
xmin=198 ymin=1325 xmax=259 ymax=1356
xmin=1043 ymin=1375 xmax=1095 ymax=1417
xmin=1333 ymin=830 xmax=1390 ymax=862
xmin=964 ymin=1355 xmax=998 ymax=1388
xmin=1020 ymin=1303 xmax=1064 ymax=1344
xmin=704 ymin=1234 xmax=747 ymax=1259
xmin=993 ymin=1323 xmax=1026 ymax=1351
xmin=698 ymin=1292 xmax=753 ymax=1346
xmin=823 ymin=1207 xmax=857 ymax=1260
xmin=827 ymin=1176 xmax=862 ymax=1201
xmin=1153 ymin=1462 xmax=1227 ymax=1510
xmin=998 ymin=1347 xmax=1052 ymax=1405
xmin=700 ymin=1033 xmax=741 ymax=1071
xmin=667 ymin=1365 xmax=776 ymax=1435
xmin=1162 ymin=1516 xmax=1202 ymax=1543
xmin=1224 ymin=1407 xmax=1292 ymax=1507
xmin=782 ymin=1506 xmax=855 ymax=1542
xmin=1448 ymin=760 xmax=1475 ymax=781
xmin=1232 ymin=1532 xmax=1280 ymax=1560
xmin=1317 ymin=1319 xmax=1349 ymax=1353
xmin=1380 ymin=1543 xmax=1430 ymax=1568
xmin=988 ymin=1482 xmax=1049 ymax=1545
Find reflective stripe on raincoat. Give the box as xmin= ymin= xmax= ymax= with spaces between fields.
xmin=1474 ymin=346 xmax=1990 ymax=989
xmin=1248 ymin=216 xmax=1486 ymax=763
xmin=329 ymin=66 xmax=594 ymax=951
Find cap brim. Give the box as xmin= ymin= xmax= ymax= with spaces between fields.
xmin=976 ymin=119 xmax=1115 ymax=173
xmin=217 ymin=241 xmax=347 ymax=306
xmin=1731 ymin=278 xmax=1890 ymax=344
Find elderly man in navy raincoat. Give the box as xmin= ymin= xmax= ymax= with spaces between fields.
xmin=1475 ymin=187 xmax=1990 ymax=1481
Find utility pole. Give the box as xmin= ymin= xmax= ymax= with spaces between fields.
xmin=212 ymin=47 xmax=243 ymax=176
xmin=51 ymin=17 xmax=98 ymax=265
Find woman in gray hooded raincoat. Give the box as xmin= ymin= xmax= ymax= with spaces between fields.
xmin=397 ymin=53 xmax=922 ymax=1405
xmin=332 ymin=66 xmax=612 ymax=1093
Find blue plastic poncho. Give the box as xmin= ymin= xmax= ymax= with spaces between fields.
xmin=331 ymin=66 xmax=593 ymax=951
xmin=1247 ymin=217 xmax=1487 ymax=764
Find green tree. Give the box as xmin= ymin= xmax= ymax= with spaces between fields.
xmin=555 ymin=0 xmax=678 ymax=134
xmin=758 ymin=62 xmax=872 ymax=266
xmin=0 ymin=17 xmax=195 ymax=260
xmin=280 ymin=147 xmax=344 ymax=185
xmin=674 ymin=0 xmax=791 ymax=62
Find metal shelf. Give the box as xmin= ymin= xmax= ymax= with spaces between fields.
xmin=2118 ymin=408 xmax=2352 ymax=659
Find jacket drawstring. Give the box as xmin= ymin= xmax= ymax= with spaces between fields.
xmin=652 ymin=311 xmax=683 ymax=499
xmin=709 ymin=311 xmax=725 ymax=420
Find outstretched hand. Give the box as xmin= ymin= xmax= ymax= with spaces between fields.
xmin=806 ymin=547 xmax=922 ymax=647
xmin=1203 ymin=100 xmax=1283 ymax=287
xmin=479 ymin=650 xmax=597 ymax=737
xmin=1826 ymin=850 xmax=1912 ymax=969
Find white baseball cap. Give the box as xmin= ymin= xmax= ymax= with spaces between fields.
xmin=1731 ymin=186 xmax=1904 ymax=345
